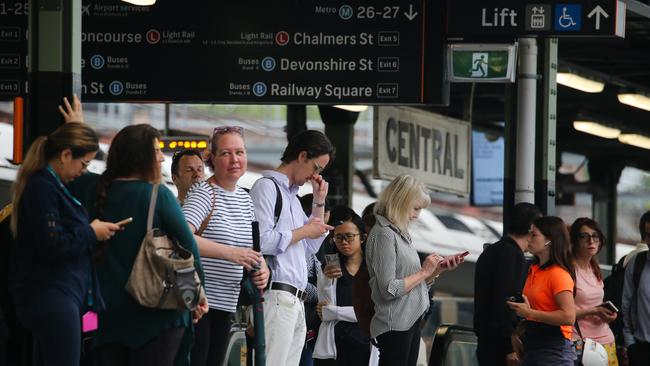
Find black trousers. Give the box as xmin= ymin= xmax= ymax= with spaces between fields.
xmin=16 ymin=289 xmax=81 ymax=366
xmin=191 ymin=309 xmax=233 ymax=366
xmin=476 ymin=336 xmax=508 ymax=366
xmin=628 ymin=341 xmax=650 ymax=366
xmin=376 ymin=321 xmax=421 ymax=366
xmin=94 ymin=326 xmax=185 ymax=366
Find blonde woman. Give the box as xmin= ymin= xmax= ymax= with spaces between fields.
xmin=365 ymin=174 xmax=462 ymax=366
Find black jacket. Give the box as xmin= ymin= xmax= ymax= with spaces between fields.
xmin=473 ymin=236 xmax=528 ymax=354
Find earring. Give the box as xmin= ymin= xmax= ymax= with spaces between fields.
xmin=544 ymin=241 xmax=551 ymax=246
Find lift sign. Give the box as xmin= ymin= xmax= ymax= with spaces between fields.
xmin=373 ymin=106 xmax=471 ymax=196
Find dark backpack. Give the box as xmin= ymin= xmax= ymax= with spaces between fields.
xmin=603 ymin=251 xmax=647 ymax=343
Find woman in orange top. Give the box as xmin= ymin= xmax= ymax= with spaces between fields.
xmin=508 ymin=216 xmax=577 ymax=366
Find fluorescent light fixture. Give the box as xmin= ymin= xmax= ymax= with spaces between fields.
xmin=618 ymin=133 xmax=650 ymax=150
xmin=333 ymin=105 xmax=368 ymax=112
xmin=121 ymin=0 xmax=155 ymax=5
xmin=618 ymin=93 xmax=650 ymax=112
xmin=572 ymin=121 xmax=620 ymax=139
xmin=556 ymin=72 xmax=605 ymax=93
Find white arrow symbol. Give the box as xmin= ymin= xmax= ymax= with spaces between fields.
xmin=588 ymin=5 xmax=609 ymax=30
xmin=404 ymin=4 xmax=418 ymax=21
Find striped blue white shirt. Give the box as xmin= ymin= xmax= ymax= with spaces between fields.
xmin=183 ymin=181 xmax=254 ymax=313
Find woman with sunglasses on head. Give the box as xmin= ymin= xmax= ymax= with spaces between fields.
xmin=508 ymin=216 xmax=577 ymax=366
xmin=10 ymin=120 xmax=119 ymax=366
xmin=569 ymin=218 xmax=618 ymax=365
xmin=313 ymin=207 xmax=370 ymax=366
xmin=69 ymin=124 xmax=207 ymax=366
xmin=182 ymin=126 xmax=269 ymax=366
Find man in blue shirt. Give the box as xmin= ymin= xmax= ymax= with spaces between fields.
xmin=250 ymin=130 xmax=335 ymax=366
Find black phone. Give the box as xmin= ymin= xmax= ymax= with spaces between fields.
xmin=598 ymin=300 xmax=619 ymax=313
xmin=507 ymin=294 xmax=524 ymax=303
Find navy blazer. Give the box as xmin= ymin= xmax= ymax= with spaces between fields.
xmin=10 ymin=168 xmax=104 ymax=312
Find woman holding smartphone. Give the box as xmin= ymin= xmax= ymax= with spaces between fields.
xmin=507 ymin=216 xmax=577 ymax=365
xmin=365 ymin=174 xmax=461 ymax=366
xmin=570 ymin=218 xmax=618 ymax=365
xmin=313 ymin=207 xmax=370 ymax=365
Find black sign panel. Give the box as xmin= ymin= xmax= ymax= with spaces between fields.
xmin=447 ymin=0 xmax=624 ymax=38
xmin=0 ymin=0 xmax=28 ymax=100
xmin=81 ymin=0 xmax=447 ymax=105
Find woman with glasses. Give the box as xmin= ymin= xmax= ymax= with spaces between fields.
xmin=313 ymin=207 xmax=370 ymax=366
xmin=366 ymin=174 xmax=462 ymax=366
xmin=570 ymin=217 xmax=618 ymax=365
xmin=507 ymin=216 xmax=577 ymax=366
xmin=10 ymin=121 xmax=119 ymax=366
xmin=182 ymin=126 xmax=269 ymax=366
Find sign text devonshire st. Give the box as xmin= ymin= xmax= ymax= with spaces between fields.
xmin=374 ymin=107 xmax=471 ymax=196
xmin=79 ymin=0 xmax=447 ymax=105
xmin=447 ymin=0 xmax=625 ymax=38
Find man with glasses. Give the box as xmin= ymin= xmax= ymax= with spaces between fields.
xmin=474 ymin=202 xmax=542 ymax=366
xmin=171 ymin=149 xmax=205 ymax=204
xmin=250 ymin=130 xmax=335 ymax=366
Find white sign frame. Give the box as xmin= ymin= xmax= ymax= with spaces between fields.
xmin=373 ymin=106 xmax=471 ymax=196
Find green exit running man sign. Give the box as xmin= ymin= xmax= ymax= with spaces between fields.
xmin=448 ymin=44 xmax=517 ymax=83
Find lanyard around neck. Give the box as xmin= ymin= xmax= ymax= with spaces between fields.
xmin=46 ymin=165 xmax=82 ymax=206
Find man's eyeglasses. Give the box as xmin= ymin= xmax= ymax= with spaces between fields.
xmin=578 ymin=232 xmax=600 ymax=242
xmin=332 ymin=233 xmax=361 ymax=243
xmin=80 ymin=159 xmax=91 ymax=168
xmin=313 ymin=160 xmax=324 ymax=174
xmin=213 ymin=126 xmax=244 ymax=137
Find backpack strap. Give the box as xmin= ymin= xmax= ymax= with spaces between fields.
xmin=633 ymin=251 xmax=648 ymax=296
xmin=260 ymin=177 xmax=282 ymax=229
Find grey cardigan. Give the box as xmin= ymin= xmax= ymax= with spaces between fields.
xmin=365 ymin=214 xmax=431 ymax=338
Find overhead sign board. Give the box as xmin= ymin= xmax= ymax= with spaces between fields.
xmin=0 ymin=0 xmax=28 ymax=100
xmin=78 ymin=0 xmax=448 ymax=105
xmin=448 ymin=43 xmax=517 ymax=83
xmin=447 ymin=0 xmax=625 ymax=38
xmin=373 ymin=106 xmax=471 ymax=196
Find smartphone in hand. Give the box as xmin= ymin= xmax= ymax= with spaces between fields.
xmin=598 ymin=300 xmax=619 ymax=313
xmin=440 ymin=251 xmax=469 ymax=268
xmin=325 ymin=254 xmax=341 ymax=269
xmin=507 ymin=294 xmax=525 ymax=303
xmin=115 ymin=217 xmax=133 ymax=226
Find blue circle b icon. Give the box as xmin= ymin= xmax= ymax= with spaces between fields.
xmin=252 ymin=82 xmax=267 ymax=97
xmin=261 ymin=57 xmax=276 ymax=72
xmin=109 ymin=81 xmax=124 ymax=96
xmin=90 ymin=55 xmax=105 ymax=70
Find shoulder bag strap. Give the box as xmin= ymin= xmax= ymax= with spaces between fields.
xmin=146 ymin=184 xmax=160 ymax=231
xmin=197 ymin=180 xmax=217 ymax=236
xmin=261 ymin=176 xmax=282 ymax=228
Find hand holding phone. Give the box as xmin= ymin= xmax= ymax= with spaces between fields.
xmin=115 ymin=217 xmax=133 ymax=226
xmin=507 ymin=294 xmax=525 ymax=303
xmin=440 ymin=251 xmax=469 ymax=268
xmin=324 ymin=254 xmax=342 ymax=279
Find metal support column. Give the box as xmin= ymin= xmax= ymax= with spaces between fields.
xmin=515 ymin=38 xmax=538 ymax=205
xmin=26 ymin=0 xmax=81 ymax=146
xmin=319 ymin=106 xmax=359 ymax=208
xmin=590 ymin=160 xmax=623 ymax=265
xmin=535 ymin=38 xmax=558 ymax=215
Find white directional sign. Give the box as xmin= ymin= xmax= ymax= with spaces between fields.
xmin=373 ymin=106 xmax=471 ymax=196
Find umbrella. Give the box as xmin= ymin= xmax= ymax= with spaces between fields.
xmin=242 ymin=221 xmax=265 ymax=366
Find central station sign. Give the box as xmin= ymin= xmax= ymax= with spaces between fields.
xmin=79 ymin=0 xmax=448 ymax=105
xmin=447 ymin=0 xmax=625 ymax=38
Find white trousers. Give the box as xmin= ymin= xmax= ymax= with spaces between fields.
xmin=263 ymin=289 xmax=306 ymax=366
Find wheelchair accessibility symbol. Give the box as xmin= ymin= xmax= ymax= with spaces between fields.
xmin=554 ymin=4 xmax=581 ymax=31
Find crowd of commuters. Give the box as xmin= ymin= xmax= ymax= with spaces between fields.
xmin=7 ymin=95 xmax=649 ymax=366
